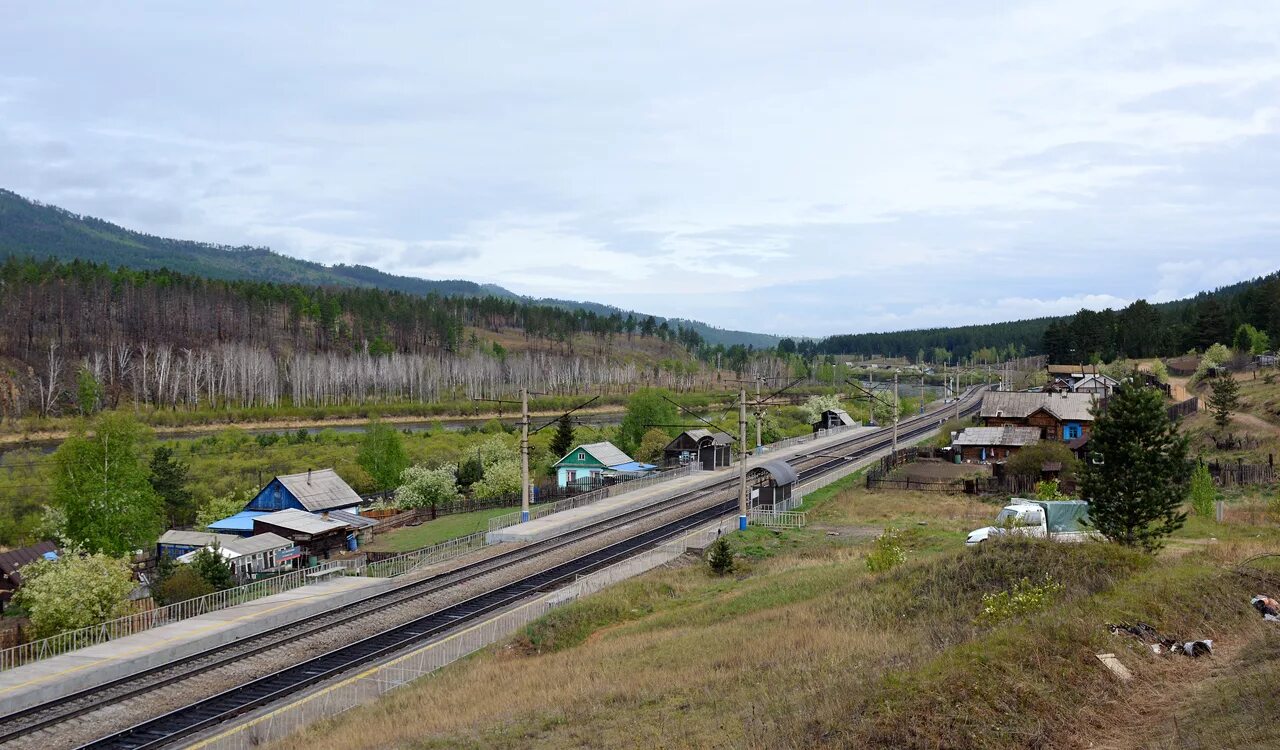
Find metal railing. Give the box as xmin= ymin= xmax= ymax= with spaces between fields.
xmin=487 ymin=464 xmax=698 ymax=533
xmin=746 ymin=509 xmax=808 ymax=528
xmin=186 ymin=517 xmax=736 ymax=750
xmin=364 ymin=531 xmax=490 ymax=578
xmin=0 ymin=558 xmax=364 ymax=673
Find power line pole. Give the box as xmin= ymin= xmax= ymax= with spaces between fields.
xmin=754 ymin=376 xmax=762 ymax=455
xmin=738 ymin=386 xmax=748 ymax=531
xmin=521 ymin=387 xmax=530 ymax=523
xmin=892 ymin=373 xmax=899 ymax=453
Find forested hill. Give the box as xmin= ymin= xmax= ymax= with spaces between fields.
xmin=811 ymin=270 xmax=1280 ymax=363
xmin=0 ymin=189 xmax=776 ymax=349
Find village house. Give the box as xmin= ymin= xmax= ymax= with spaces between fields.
xmin=174 ymin=532 xmax=294 ymax=581
xmin=552 ymin=441 xmax=656 ymax=488
xmin=209 ymin=468 xmax=364 ymax=537
xmin=951 ymin=425 xmax=1041 ymax=463
xmin=662 ymin=429 xmax=734 ymax=470
xmin=980 ymin=391 xmax=1098 ymax=441
xmin=253 ymin=508 xmax=355 ymax=564
xmin=157 ymin=530 xmax=239 ymax=560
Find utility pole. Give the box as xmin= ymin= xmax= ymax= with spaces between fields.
xmin=520 ymin=387 xmax=530 ymax=522
xmin=954 ymin=374 xmax=961 ymax=421
xmin=892 ymin=373 xmax=899 ymax=453
xmin=754 ymin=376 xmax=762 ymax=455
xmin=738 ymin=386 xmax=748 ymax=531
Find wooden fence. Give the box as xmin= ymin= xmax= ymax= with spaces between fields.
xmin=1207 ymin=458 xmax=1276 ymax=487
xmin=1167 ymin=396 xmax=1199 ymax=421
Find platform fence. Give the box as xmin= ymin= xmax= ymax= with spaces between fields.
xmin=187 ymin=518 xmax=736 ymax=750
xmin=364 ymin=531 xmax=491 ymax=578
xmin=746 ymin=509 xmax=808 ymax=528
xmin=0 ymin=558 xmax=365 ymax=672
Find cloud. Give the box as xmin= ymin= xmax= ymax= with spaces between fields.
xmin=1 ymin=1 xmax=1278 ymax=336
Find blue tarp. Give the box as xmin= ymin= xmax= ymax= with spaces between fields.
xmin=207 ymin=510 xmax=270 ymax=534
xmin=610 ymin=461 xmax=657 ymax=473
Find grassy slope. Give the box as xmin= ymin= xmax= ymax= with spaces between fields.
xmin=272 ymin=481 xmax=1280 ymax=750
xmin=1181 ymin=370 xmax=1280 ymax=462
xmin=363 ymin=506 xmax=519 ymax=553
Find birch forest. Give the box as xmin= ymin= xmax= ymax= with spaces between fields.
xmin=0 ymin=258 xmax=786 ymax=418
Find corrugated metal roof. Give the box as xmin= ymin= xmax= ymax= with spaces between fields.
xmin=579 ymin=441 xmax=634 ymax=468
xmin=980 ymin=392 xmax=1097 ymax=422
xmin=608 ymin=461 xmax=657 ymax=473
xmin=255 ymin=508 xmax=351 ymax=535
xmin=223 ymin=532 xmax=293 ymax=556
xmin=328 ymin=510 xmax=379 ymax=530
xmin=752 ymin=460 xmax=798 ymax=486
xmin=207 ymin=510 xmax=270 ymax=532
xmin=952 ymin=426 xmax=1042 ymax=447
xmin=677 ymin=429 xmax=734 ymax=446
xmin=158 ymin=530 xmax=239 ymax=548
xmin=275 ymin=469 xmax=363 ymax=513
xmin=0 ymin=541 xmax=58 ymax=588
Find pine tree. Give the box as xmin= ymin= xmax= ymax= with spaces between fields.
xmin=1082 ymin=380 xmax=1191 ymax=551
xmin=150 ymin=446 xmax=195 ymax=527
xmin=1208 ymin=374 xmax=1240 ymax=431
xmin=549 ymin=415 xmax=576 ymax=461
xmin=190 ymin=545 xmax=236 ymax=590
xmin=706 ymin=536 xmax=735 ymax=575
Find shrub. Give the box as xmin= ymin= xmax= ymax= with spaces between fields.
xmin=1006 ymin=442 xmax=1081 ymax=481
xmin=706 ymin=537 xmax=735 ymax=575
xmin=153 ymin=564 xmax=215 ymax=605
xmin=866 ymin=529 xmax=906 ymax=573
xmin=1034 ymin=479 xmax=1066 ymax=501
xmin=979 ymin=574 xmax=1063 ymax=623
xmin=1188 ymin=463 xmax=1218 ymax=518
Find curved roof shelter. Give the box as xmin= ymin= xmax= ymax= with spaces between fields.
xmin=751 ymin=459 xmax=798 ymax=486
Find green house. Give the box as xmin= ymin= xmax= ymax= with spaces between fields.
xmin=552 ymin=441 xmax=656 ymax=488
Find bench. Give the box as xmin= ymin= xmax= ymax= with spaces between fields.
xmin=305 ymin=566 xmax=345 ymax=582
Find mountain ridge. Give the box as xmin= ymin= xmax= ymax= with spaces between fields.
xmin=0 ymin=188 xmax=780 ymax=349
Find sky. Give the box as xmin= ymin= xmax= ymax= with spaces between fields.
xmin=2 ymin=1 xmax=1279 ymax=337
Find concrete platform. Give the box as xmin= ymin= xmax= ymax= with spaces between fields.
xmin=487 ymin=424 xmax=884 ymax=545
xmin=0 ymin=574 xmax=394 ymax=718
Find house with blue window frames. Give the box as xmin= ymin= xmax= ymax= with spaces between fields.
xmin=979 ymin=391 xmax=1097 ymax=442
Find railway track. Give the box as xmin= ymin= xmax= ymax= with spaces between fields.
xmin=3 ymin=388 xmax=984 ymax=750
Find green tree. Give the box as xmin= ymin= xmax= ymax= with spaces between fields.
xmin=472 ymin=459 xmax=522 ymax=500
xmin=149 ymin=446 xmax=195 ymax=527
xmin=1233 ymin=323 xmax=1271 ymax=355
xmin=196 ymin=490 xmax=250 ymax=530
xmin=152 ymin=565 xmax=214 ymax=605
xmin=549 ymin=415 xmax=576 ymax=462
xmin=1005 ymin=441 xmax=1081 ymax=482
xmin=76 ymin=368 xmax=104 ymax=415
xmin=396 ymin=464 xmax=462 ymax=516
xmin=1208 ymin=374 xmax=1240 ymax=431
xmin=13 ymin=546 xmax=135 ymax=639
xmin=190 ymin=545 xmax=236 ymax=590
xmin=800 ymin=393 xmax=841 ymax=425
xmin=457 ymin=454 xmax=484 ymax=489
xmin=1187 ymin=463 xmax=1219 ymax=519
xmin=618 ymin=388 xmax=678 ymax=455
xmin=636 ymin=428 xmax=671 ymax=463
xmin=705 ymin=536 xmax=735 ymax=575
xmin=1081 ymin=379 xmax=1191 ymax=551
xmin=357 ymin=420 xmax=409 ymax=491
xmin=52 ymin=413 xmax=163 ymax=555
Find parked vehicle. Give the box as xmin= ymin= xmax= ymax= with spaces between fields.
xmin=965 ymin=499 xmax=1096 ymax=545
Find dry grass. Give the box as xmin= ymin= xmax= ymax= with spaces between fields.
xmin=270 ymin=486 xmax=1280 ymax=750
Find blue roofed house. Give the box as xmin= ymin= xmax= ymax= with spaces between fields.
xmin=208 ymin=468 xmax=364 ymax=537
xmin=551 ymin=442 xmax=656 ymax=488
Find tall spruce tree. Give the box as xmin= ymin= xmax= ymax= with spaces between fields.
xmin=549 ymin=414 xmax=576 ymax=461
xmin=1208 ymin=374 xmax=1240 ymax=431
xmin=150 ymin=446 xmax=195 ymax=527
xmin=1081 ymin=376 xmax=1191 ymax=551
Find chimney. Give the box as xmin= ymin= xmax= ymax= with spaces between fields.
xmin=307 ymin=469 xmax=312 ymax=484
xmin=322 ymin=510 xmax=329 ymax=520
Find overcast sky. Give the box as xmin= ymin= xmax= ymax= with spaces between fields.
xmin=3 ymin=2 xmax=1279 ymax=337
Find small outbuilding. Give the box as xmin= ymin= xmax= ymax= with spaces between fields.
xmin=0 ymin=541 xmax=58 ymax=613
xmin=812 ymin=408 xmax=856 ymax=433
xmin=952 ymin=426 xmax=1041 ymax=463
xmin=157 ymin=530 xmax=239 ymax=559
xmin=662 ymin=429 xmax=734 ymax=470
xmin=253 ymin=509 xmax=355 ymax=564
xmin=748 ymin=460 xmax=799 ymax=510
xmin=175 ymin=532 xmax=295 ymax=580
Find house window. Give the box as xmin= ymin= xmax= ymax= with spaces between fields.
xmin=566 ymin=470 xmax=577 ymax=483
xmin=1064 ymin=423 xmax=1082 ymax=440
xmin=577 ymin=451 xmax=585 ymax=461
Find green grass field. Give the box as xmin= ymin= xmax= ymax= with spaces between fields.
xmin=363 ymin=506 xmax=520 ymax=553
